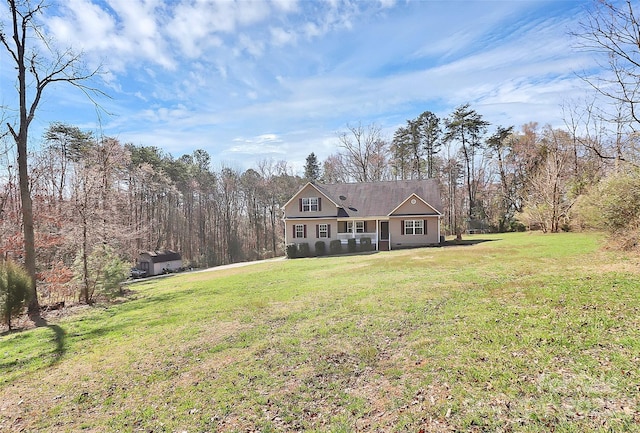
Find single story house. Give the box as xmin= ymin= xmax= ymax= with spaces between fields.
xmin=137 ymin=250 xmax=182 ymax=276
xmin=283 ymin=179 xmax=443 ymax=254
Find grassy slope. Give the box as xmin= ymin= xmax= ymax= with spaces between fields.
xmin=1 ymin=232 xmax=639 ymax=432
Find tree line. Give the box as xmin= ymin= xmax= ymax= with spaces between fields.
xmin=1 ymin=123 xmax=304 ymax=305
xmin=308 ymin=104 xmax=639 ymax=237
xmin=2 ymin=0 xmax=640 ymax=317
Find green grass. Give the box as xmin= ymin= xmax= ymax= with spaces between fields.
xmin=2 ymin=232 xmax=640 ymax=432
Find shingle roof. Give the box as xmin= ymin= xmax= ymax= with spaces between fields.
xmin=314 ymin=179 xmax=442 ymax=218
xmin=140 ymin=250 xmax=182 ymax=263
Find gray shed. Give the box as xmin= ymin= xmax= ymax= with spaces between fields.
xmin=138 ymin=250 xmax=182 ymax=276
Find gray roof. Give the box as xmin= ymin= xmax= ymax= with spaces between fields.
xmin=314 ymin=179 xmax=442 ymax=218
xmin=140 ymin=250 xmax=182 ymax=263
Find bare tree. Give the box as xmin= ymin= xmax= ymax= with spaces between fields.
xmin=1 ymin=0 xmax=102 ymax=316
xmin=337 ymin=122 xmax=389 ymax=182
xmin=574 ymin=1 xmax=640 ymax=137
xmin=521 ymin=127 xmax=574 ymax=233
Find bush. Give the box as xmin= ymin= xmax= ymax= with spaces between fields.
xmin=360 ymin=237 xmax=372 ymax=251
xmin=315 ymin=241 xmax=326 ymax=256
xmin=509 ymin=220 xmax=526 ymax=232
xmin=285 ymin=243 xmax=298 ymax=259
xmin=576 ymin=170 xmax=640 ymax=250
xmin=330 ymin=239 xmax=342 ymax=255
xmin=298 ymin=243 xmax=310 ymax=258
xmin=0 ymin=260 xmax=32 ymax=330
xmin=74 ymin=244 xmax=129 ymax=303
xmin=347 ymin=238 xmax=357 ymax=253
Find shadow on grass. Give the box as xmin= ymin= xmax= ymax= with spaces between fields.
xmin=34 ymin=316 xmax=67 ymax=364
xmin=441 ymin=238 xmax=500 ymax=247
xmin=0 ymin=318 xmax=66 ymax=369
xmin=47 ymin=324 xmax=66 ymax=362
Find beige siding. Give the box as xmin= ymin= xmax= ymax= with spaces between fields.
xmin=389 ymin=217 xmax=440 ymax=248
xmin=284 ymin=184 xmax=336 ymax=219
xmin=392 ymin=196 xmax=439 ymax=215
xmin=285 ymin=218 xmax=337 ymax=254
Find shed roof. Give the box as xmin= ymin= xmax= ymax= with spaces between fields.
xmin=140 ymin=250 xmax=182 ymax=263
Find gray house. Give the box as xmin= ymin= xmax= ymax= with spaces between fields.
xmin=137 ymin=250 xmax=182 ymax=276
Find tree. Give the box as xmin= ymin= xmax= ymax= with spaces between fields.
xmin=576 ymin=168 xmax=640 ymax=249
xmin=337 ymin=122 xmax=389 ymax=182
xmin=390 ymin=111 xmax=441 ymax=180
xmin=416 ymin=110 xmax=442 ymax=179
xmin=0 ymin=259 xmax=31 ymax=330
xmin=73 ymin=244 xmax=128 ymax=303
xmin=521 ymin=127 xmax=574 ymax=233
xmin=444 ymin=104 xmax=490 ymax=225
xmin=574 ymin=1 xmax=640 ymax=129
xmin=486 ymin=125 xmax=516 ymax=232
xmin=1 ymin=0 xmax=101 ymax=317
xmin=304 ymin=152 xmax=321 ymax=181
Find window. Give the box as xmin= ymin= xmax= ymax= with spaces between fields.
xmin=347 ymin=221 xmax=365 ymax=233
xmin=404 ymin=220 xmax=424 ymax=235
xmin=301 ymin=197 xmax=319 ymax=212
xmin=318 ymin=224 xmax=329 ymax=238
xmin=295 ymin=224 xmax=306 ymax=238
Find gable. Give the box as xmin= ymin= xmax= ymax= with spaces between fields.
xmin=390 ymin=193 xmax=442 ymax=216
xmin=283 ymin=182 xmax=338 ymax=219
xmin=283 ymin=179 xmax=443 ymax=219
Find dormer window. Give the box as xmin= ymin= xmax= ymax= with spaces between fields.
xmin=301 ymin=197 xmax=320 ymax=212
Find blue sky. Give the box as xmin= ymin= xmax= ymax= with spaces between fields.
xmin=1 ymin=0 xmax=601 ymax=173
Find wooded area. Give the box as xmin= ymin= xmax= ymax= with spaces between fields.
xmin=2 ymin=0 xmax=640 ymax=311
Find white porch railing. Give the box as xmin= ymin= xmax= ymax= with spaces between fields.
xmin=337 ymin=232 xmax=378 ymax=244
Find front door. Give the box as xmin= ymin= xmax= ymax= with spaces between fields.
xmin=379 ymin=221 xmax=390 ymax=251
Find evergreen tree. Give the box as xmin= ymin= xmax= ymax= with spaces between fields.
xmin=304 ymin=152 xmax=321 ymax=182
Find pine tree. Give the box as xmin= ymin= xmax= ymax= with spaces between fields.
xmin=304 ymin=152 xmax=321 ymax=182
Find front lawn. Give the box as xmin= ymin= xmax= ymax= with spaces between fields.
xmin=1 ymin=232 xmax=639 ymax=432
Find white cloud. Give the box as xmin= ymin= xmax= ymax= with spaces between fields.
xmin=270 ymin=27 xmax=297 ymax=47
xmin=1 ymin=0 xmax=604 ymax=171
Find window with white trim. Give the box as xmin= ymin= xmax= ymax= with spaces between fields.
xmin=347 ymin=221 xmax=365 ymax=233
xmin=318 ymin=224 xmax=329 ymax=238
xmin=404 ymin=220 xmax=424 ymax=235
xmin=302 ymin=197 xmax=319 ymax=212
xmin=295 ymin=224 xmax=305 ymax=238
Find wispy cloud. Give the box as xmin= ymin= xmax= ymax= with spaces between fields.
xmin=0 ymin=0 xmax=602 ymax=172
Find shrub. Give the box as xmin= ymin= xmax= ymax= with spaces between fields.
xmin=330 ymin=239 xmax=342 ymax=255
xmin=360 ymin=237 xmax=372 ymax=251
xmin=576 ymin=170 xmax=640 ymax=250
xmin=298 ymin=243 xmax=311 ymax=258
xmin=347 ymin=238 xmax=357 ymax=253
xmin=0 ymin=260 xmax=32 ymax=330
xmin=285 ymin=243 xmax=298 ymax=259
xmin=315 ymin=241 xmax=326 ymax=256
xmin=510 ymin=220 xmax=526 ymax=232
xmin=73 ymin=244 xmax=129 ymax=303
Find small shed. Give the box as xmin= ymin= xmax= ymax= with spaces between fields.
xmin=138 ymin=250 xmax=182 ymax=276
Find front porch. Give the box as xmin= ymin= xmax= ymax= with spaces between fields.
xmin=336 ymin=219 xmax=390 ymax=251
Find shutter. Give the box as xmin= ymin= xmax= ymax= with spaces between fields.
xmin=318 ymin=197 xmax=322 ymax=211
xmin=328 ymin=224 xmax=331 ymax=238
xmin=293 ymin=225 xmax=297 ymax=239
xmin=299 ymin=198 xmax=303 ymax=212
xmin=424 ymin=219 xmax=428 ymax=234
xmin=303 ymin=225 xmax=307 ymax=238
xmin=401 ymin=220 xmax=405 ymax=235
xmin=316 ymin=224 xmax=319 ymax=238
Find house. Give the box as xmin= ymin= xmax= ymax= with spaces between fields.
xmin=137 ymin=250 xmax=182 ymax=276
xmin=283 ymin=180 xmax=443 ymax=254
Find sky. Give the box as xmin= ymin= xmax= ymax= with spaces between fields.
xmin=1 ymin=0 xmax=604 ymax=174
